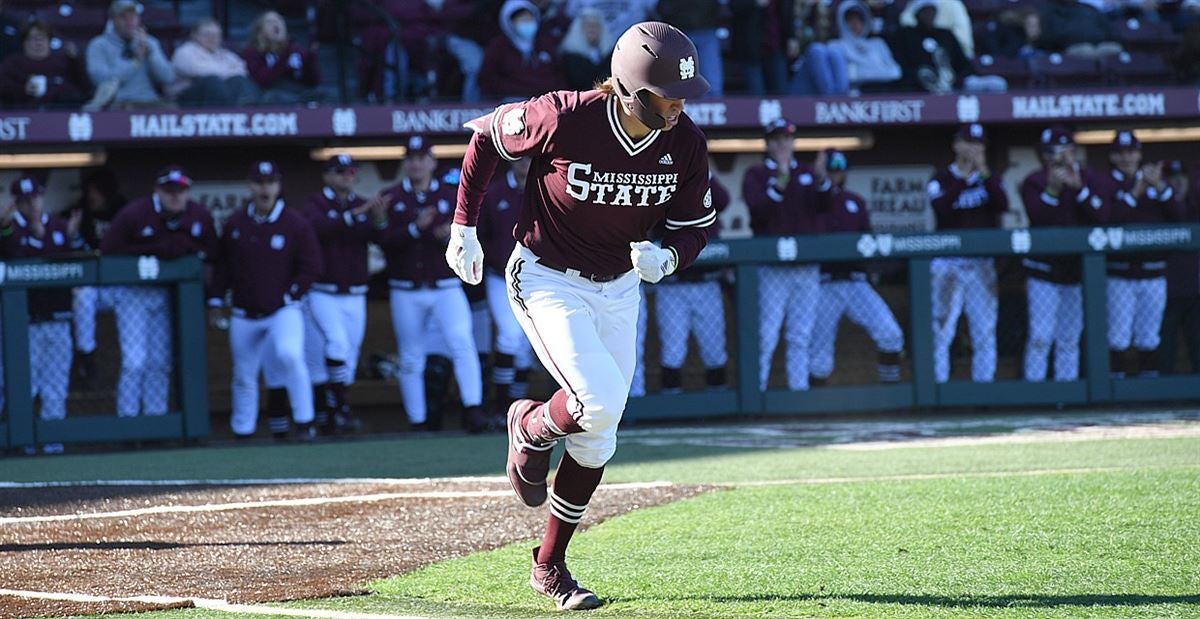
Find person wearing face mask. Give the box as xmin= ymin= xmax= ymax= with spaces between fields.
xmin=0 ymin=20 xmax=89 ymax=108
xmin=480 ymin=0 xmax=564 ymax=101
xmin=171 ymin=18 xmax=260 ymax=107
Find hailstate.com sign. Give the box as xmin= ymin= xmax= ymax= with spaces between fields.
xmin=129 ymin=112 xmax=300 ymax=138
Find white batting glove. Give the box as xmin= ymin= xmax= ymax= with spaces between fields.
xmin=629 ymin=240 xmax=677 ymax=284
xmin=446 ymin=223 xmax=484 ymax=285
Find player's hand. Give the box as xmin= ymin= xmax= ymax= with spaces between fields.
xmin=207 ymin=306 xmax=229 ymax=330
xmin=446 ymin=223 xmax=483 ymax=285
xmin=0 ymin=201 xmax=14 ymax=227
xmin=813 ymin=149 xmax=828 ymax=182
xmin=67 ymin=208 xmax=83 ymax=239
xmin=1142 ymin=161 xmax=1164 ymax=188
xmin=630 ymin=240 xmax=677 ymax=284
xmin=415 ymin=207 xmax=436 ymax=231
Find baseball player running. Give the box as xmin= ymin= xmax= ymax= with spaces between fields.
xmin=1019 ymin=126 xmax=1108 ymax=382
xmin=302 ymin=154 xmax=388 ymax=433
xmin=380 ymin=135 xmax=490 ymax=433
xmin=927 ymin=124 xmax=1008 ymax=383
xmin=208 ymin=161 xmax=323 ymax=439
xmin=448 ymin=22 xmax=713 ymax=610
xmin=808 ymin=150 xmax=904 ymax=385
xmin=1103 ymin=130 xmax=1186 ymax=377
xmin=743 ymin=118 xmax=830 ymax=391
xmin=478 ymin=157 xmax=536 ymax=409
xmin=100 ymin=166 xmax=218 ymax=416
xmin=2 ymin=176 xmax=84 ymax=453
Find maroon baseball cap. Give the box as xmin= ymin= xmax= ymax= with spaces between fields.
xmin=1111 ymin=129 xmax=1141 ymax=151
xmin=956 ymin=123 xmax=986 ymax=143
xmin=325 ymin=153 xmax=357 ymax=172
xmin=1166 ymin=159 xmax=1186 ymax=176
xmin=155 ymin=165 xmax=192 ymax=188
xmin=249 ymin=160 xmax=281 ymax=182
xmin=764 ymin=118 xmax=797 ymax=138
xmin=404 ymin=135 xmax=433 ymax=158
xmin=9 ymin=175 xmax=43 ymax=198
xmin=1039 ymin=125 xmax=1074 ymax=152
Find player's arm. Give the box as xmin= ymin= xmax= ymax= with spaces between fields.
xmin=205 ymin=220 xmax=232 ymax=308
xmin=290 ymin=218 xmax=324 ymax=301
xmin=741 ymin=165 xmax=783 ymax=232
xmin=656 ymin=152 xmax=717 ymax=275
xmin=926 ymin=172 xmax=966 ymax=223
xmin=983 ymin=172 xmax=1009 ymax=215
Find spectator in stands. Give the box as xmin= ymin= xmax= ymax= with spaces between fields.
xmin=1171 ymin=0 xmax=1200 ymax=32
xmin=241 ymin=10 xmax=322 ymax=105
xmin=566 ymin=0 xmax=654 ymax=53
xmin=390 ymin=0 xmax=484 ymax=102
xmin=1160 ymin=160 xmax=1199 ymax=374
xmin=927 ymin=124 xmax=1009 ymax=383
xmin=788 ymin=0 xmax=849 ymax=96
xmin=559 ymin=8 xmax=613 ymax=91
xmin=826 ymin=1 xmax=901 ymax=93
xmin=85 ymin=0 xmax=176 ymax=111
xmin=982 ymin=6 xmax=1044 ymax=61
xmin=657 ymin=0 xmax=725 ymax=96
xmin=1176 ymin=20 xmax=1200 ymax=84
xmin=731 ymin=0 xmax=792 ymax=95
xmin=172 ymin=18 xmax=260 ymax=107
xmin=894 ymin=0 xmax=1005 ymax=93
xmin=532 ymin=0 xmax=573 ymax=49
xmin=0 ymin=20 xmax=90 ymax=109
xmin=480 ymin=0 xmax=564 ymax=101
xmin=0 ymin=0 xmax=21 ymax=62
xmin=743 ymin=119 xmax=830 ymax=391
xmin=898 ymin=0 xmax=974 ymax=57
xmin=1102 ymin=130 xmax=1186 ymax=378
xmin=1037 ymin=0 xmax=1123 ymax=59
xmin=70 ymin=167 xmax=127 ymax=390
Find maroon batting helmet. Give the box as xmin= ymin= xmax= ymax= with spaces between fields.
xmin=610 ymin=21 xmax=709 ymax=130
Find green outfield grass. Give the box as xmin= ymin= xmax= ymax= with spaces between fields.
xmin=36 ymin=423 xmax=1196 ymax=619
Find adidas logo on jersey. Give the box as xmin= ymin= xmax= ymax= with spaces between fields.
xmin=658 ymin=154 xmax=674 ymax=165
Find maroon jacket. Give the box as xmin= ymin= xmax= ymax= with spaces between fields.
xmin=479 ymin=35 xmax=564 ymax=100
xmin=303 ymin=187 xmax=384 ymax=294
xmin=241 ymin=41 xmax=320 ymax=88
xmin=478 ymin=169 xmax=525 ymax=275
xmin=1101 ymin=168 xmax=1188 ymax=280
xmin=379 ymin=176 xmax=458 ymax=286
xmin=743 ymin=157 xmax=831 ymax=237
xmin=927 ymin=163 xmax=1008 ymax=230
xmin=1020 ymin=164 xmax=1108 ymax=284
xmin=0 ymin=52 xmax=89 ymax=107
xmin=100 ymin=194 xmax=219 ymax=261
xmin=209 ymin=200 xmax=323 ymax=318
xmin=1167 ymin=179 xmax=1200 ymax=299
xmin=820 ymin=185 xmax=872 ymax=281
xmin=3 ymin=211 xmax=85 ymax=322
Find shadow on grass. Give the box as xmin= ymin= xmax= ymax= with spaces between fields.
xmin=625 ymin=592 xmax=1200 ymax=608
xmin=0 ymin=540 xmax=346 ymax=552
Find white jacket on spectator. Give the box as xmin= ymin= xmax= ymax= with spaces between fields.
xmin=85 ymin=21 xmax=175 ymax=104
xmin=171 ymin=40 xmax=248 ymax=79
xmin=827 ymin=0 xmax=902 ymax=85
xmin=899 ymin=0 xmax=974 ymax=58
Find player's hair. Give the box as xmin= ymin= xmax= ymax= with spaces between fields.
xmin=19 ymin=19 xmax=51 ymax=43
xmin=593 ymin=77 xmax=616 ymax=95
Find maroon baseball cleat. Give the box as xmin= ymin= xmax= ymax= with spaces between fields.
xmin=507 ymin=399 xmax=555 ymax=507
xmin=530 ymin=547 xmax=602 ymax=611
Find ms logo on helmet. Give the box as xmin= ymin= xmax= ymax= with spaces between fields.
xmin=679 ymin=56 xmax=695 ymax=80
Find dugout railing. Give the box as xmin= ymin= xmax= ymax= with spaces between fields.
xmin=623 ymin=224 xmax=1200 ymax=422
xmin=0 ymin=255 xmax=208 ymax=451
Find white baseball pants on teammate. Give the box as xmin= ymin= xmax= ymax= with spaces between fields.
xmin=72 ymin=286 xmax=117 ymax=354
xmin=629 ymin=289 xmax=648 ymax=397
xmin=1107 ymin=276 xmax=1167 ymax=351
xmin=485 ymin=271 xmax=533 ymax=377
xmin=30 ymin=321 xmax=72 ymax=420
xmin=810 ymin=280 xmax=904 ymax=380
xmin=229 ymin=304 xmax=314 ymax=436
xmin=759 ymin=265 xmax=820 ymax=391
xmin=1024 ymin=278 xmax=1083 ymax=381
xmin=931 ymin=258 xmax=997 ymax=383
xmin=304 ymin=291 xmax=367 ymax=386
xmin=507 ymin=244 xmax=639 ymax=468
xmin=656 ymin=281 xmax=727 ymax=369
xmin=389 ymin=283 xmax=482 ymax=424
xmin=113 ymin=286 xmax=172 ymax=416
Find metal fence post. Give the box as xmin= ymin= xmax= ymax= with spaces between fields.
xmin=175 ymin=275 xmax=209 ymax=439
xmin=908 ymin=257 xmax=937 ymax=407
xmin=2 ymin=287 xmax=33 ymax=447
xmin=1081 ymin=253 xmax=1111 ymax=402
xmin=734 ymin=262 xmax=761 ymax=415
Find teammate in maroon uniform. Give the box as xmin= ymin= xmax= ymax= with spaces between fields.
xmin=448 ymin=22 xmax=713 ymax=611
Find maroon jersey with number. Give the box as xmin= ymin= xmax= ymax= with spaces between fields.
xmin=927 ymin=163 xmax=1008 ymax=230
xmin=303 ymin=187 xmax=382 ymax=294
xmin=379 ymin=177 xmax=458 ymax=284
xmin=100 ymin=194 xmax=219 ymax=260
xmin=4 ymin=211 xmax=85 ymax=322
xmin=1102 ymin=168 xmax=1187 ymax=280
xmin=456 ymin=90 xmax=713 ymax=277
xmin=1020 ymin=164 xmax=1108 ymax=284
xmin=479 ymin=169 xmax=525 ymax=274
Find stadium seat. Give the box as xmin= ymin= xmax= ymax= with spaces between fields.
xmin=973 ymin=53 xmax=1031 ymax=89
xmin=1100 ymin=50 xmax=1176 ymax=85
xmin=40 ymin=4 xmax=107 ymax=41
xmin=1113 ymin=17 xmax=1181 ymax=51
xmin=1028 ymin=53 xmax=1101 ymax=88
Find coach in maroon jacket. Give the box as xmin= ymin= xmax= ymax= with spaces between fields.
xmin=742 ymin=118 xmax=830 ymax=391
xmin=101 ymin=166 xmax=218 ymax=418
xmin=209 ymin=161 xmax=323 ymax=440
xmin=380 ymin=135 xmax=488 ymax=433
xmin=302 ymin=154 xmax=388 ymax=433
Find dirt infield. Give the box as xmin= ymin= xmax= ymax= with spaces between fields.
xmin=0 ymin=479 xmax=708 ymax=618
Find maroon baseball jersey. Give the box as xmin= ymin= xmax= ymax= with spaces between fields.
xmin=478 ymin=169 xmax=525 ymax=274
xmin=100 ymin=194 xmax=219 ymax=261
xmin=3 ymin=211 xmax=84 ymax=322
xmin=1020 ymin=164 xmax=1107 ymax=284
xmin=927 ymin=164 xmax=1008 ymax=230
xmin=820 ymin=186 xmax=872 ymax=281
xmin=456 ymin=90 xmax=713 ymax=277
xmin=1102 ymin=168 xmax=1187 ymax=279
xmin=303 ymin=187 xmax=382 ymax=294
xmin=209 ymin=200 xmax=323 ymax=317
xmin=379 ymin=177 xmax=459 ymax=285
xmin=742 ymin=158 xmax=831 ymax=236
xmin=241 ymin=41 xmax=320 ymax=89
